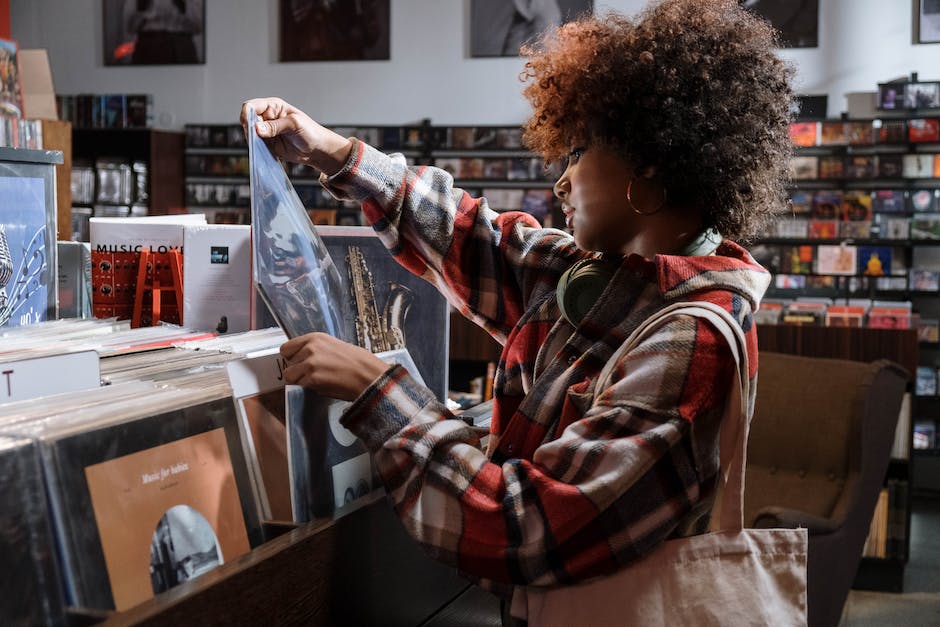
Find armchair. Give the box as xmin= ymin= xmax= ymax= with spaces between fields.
xmin=744 ymin=352 xmax=908 ymax=627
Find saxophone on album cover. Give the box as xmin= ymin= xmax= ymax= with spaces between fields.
xmin=345 ymin=245 xmax=413 ymax=353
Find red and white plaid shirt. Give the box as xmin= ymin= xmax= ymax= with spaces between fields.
xmin=325 ymin=139 xmax=770 ymax=597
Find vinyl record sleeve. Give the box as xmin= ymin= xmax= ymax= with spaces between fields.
xmin=815 ymin=245 xmax=857 ymax=276
xmin=287 ymin=348 xmax=425 ymax=522
xmin=5 ymin=391 xmax=263 ymax=611
xmin=285 ymin=387 xmax=365 ymax=522
xmin=57 ymin=241 xmax=93 ymax=320
xmin=98 ymin=346 xmax=241 ymax=384
xmin=0 ymin=380 xmax=155 ymax=428
xmin=0 ymin=435 xmax=67 ymax=627
xmin=182 ymin=224 xmax=251 ymax=334
xmin=246 ymin=107 xmax=350 ymax=341
xmin=0 ymin=38 xmax=24 ymax=117
xmin=319 ymin=226 xmax=450 ymax=402
xmin=226 ymin=349 xmax=292 ymax=522
xmin=89 ymin=215 xmax=206 ymax=325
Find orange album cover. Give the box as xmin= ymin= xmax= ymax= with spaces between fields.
xmin=909 ymin=118 xmax=940 ymax=143
xmin=825 ymin=305 xmax=866 ymax=327
xmin=789 ymin=122 xmax=818 ymax=147
xmin=241 ymin=390 xmax=292 ymax=521
xmin=819 ymin=121 xmax=847 ymax=146
xmin=85 ymin=428 xmax=250 ymax=611
xmin=807 ymin=219 xmax=838 ymax=239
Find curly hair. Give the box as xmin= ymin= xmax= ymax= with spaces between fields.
xmin=520 ymin=0 xmax=795 ymax=242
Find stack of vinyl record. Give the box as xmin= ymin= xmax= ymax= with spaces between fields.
xmin=0 ymin=321 xmax=295 ymax=618
xmin=0 ymin=371 xmax=264 ymax=612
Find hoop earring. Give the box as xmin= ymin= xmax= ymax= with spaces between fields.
xmin=626 ymin=177 xmax=667 ymax=216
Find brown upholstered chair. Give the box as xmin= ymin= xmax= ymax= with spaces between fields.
xmin=745 ymin=352 xmax=908 ymax=627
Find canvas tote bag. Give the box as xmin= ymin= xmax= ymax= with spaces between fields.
xmin=515 ymin=301 xmax=808 ymax=626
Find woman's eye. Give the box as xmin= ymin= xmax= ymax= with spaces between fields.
xmin=568 ymin=148 xmax=584 ymax=164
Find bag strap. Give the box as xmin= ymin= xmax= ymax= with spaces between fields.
xmin=595 ymin=301 xmax=750 ymax=531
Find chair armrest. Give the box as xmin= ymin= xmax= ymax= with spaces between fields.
xmin=751 ymin=506 xmax=840 ymax=535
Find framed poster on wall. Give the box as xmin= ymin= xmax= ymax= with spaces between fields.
xmin=103 ymin=0 xmax=206 ymax=66
xmin=279 ymin=0 xmax=390 ymax=61
xmin=740 ymin=0 xmax=819 ymax=48
xmin=470 ymin=0 xmax=594 ymax=58
xmin=917 ymin=0 xmax=940 ymax=44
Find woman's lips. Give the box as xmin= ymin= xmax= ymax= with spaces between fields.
xmin=562 ymin=205 xmax=574 ymax=229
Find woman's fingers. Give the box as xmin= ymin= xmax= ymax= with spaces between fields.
xmin=279 ymin=334 xmax=391 ymax=401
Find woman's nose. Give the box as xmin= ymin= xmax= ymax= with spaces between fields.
xmin=553 ymin=174 xmax=569 ymax=200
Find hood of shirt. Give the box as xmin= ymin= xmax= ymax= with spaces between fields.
xmin=651 ymin=240 xmax=771 ymax=313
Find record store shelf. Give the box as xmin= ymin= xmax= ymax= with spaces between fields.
xmin=72 ymin=500 xmax=471 ymax=626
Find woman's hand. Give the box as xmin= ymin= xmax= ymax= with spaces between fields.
xmin=240 ymin=97 xmax=353 ymax=176
xmin=280 ymin=332 xmax=391 ymax=402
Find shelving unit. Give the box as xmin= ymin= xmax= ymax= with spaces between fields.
xmin=183 ymin=122 xmax=425 ymax=225
xmin=182 ymin=121 xmax=565 ymax=230
xmin=752 ymin=108 xmax=940 ymax=593
xmin=72 ymin=128 xmax=185 ymax=217
xmin=39 ymin=119 xmax=73 ymax=241
xmin=425 ymin=124 xmax=563 ymax=228
xmin=758 ymin=113 xmax=940 ymax=297
xmin=62 ymin=500 xmax=471 ymax=626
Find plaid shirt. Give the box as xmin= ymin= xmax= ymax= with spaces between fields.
xmin=326 ymin=140 xmax=770 ymax=596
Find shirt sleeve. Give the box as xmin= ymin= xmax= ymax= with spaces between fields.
xmin=341 ymin=313 xmax=736 ymax=591
xmin=320 ymin=139 xmax=579 ymax=341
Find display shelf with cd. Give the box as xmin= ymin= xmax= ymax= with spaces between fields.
xmin=425 ymin=125 xmax=564 ymax=229
xmin=751 ymin=109 xmax=940 ymax=595
xmin=754 ymin=113 xmax=940 ymax=303
xmin=184 ymin=121 xmax=568 ymax=230
xmin=183 ymin=122 xmax=427 ymax=226
xmin=70 ymin=128 xmax=185 ymax=242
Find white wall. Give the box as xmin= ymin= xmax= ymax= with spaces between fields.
xmin=10 ymin=0 xmax=939 ymax=129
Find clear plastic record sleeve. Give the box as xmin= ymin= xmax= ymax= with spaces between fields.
xmin=98 ymin=346 xmax=243 ymax=384
xmin=246 ymin=106 xmax=351 ymax=341
xmin=1 ymin=382 xmax=263 ymax=612
xmin=181 ymin=327 xmax=286 ymax=356
xmin=0 ymin=380 xmax=156 ymax=429
xmin=0 ymin=435 xmax=67 ymax=627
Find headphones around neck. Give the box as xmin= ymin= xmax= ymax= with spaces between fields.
xmin=556 ymin=228 xmax=722 ymax=326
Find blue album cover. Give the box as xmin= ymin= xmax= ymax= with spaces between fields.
xmin=0 ymin=176 xmax=52 ymax=328
xmin=857 ymin=246 xmax=893 ymax=277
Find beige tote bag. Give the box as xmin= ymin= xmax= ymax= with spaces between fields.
xmin=514 ymin=302 xmax=808 ymax=627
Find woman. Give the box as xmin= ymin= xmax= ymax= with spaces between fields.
xmin=242 ymin=0 xmax=793 ymax=621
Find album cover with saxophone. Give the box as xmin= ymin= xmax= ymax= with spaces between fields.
xmin=246 ymin=106 xmax=352 ymax=342
xmin=318 ymin=226 xmax=450 ymax=402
